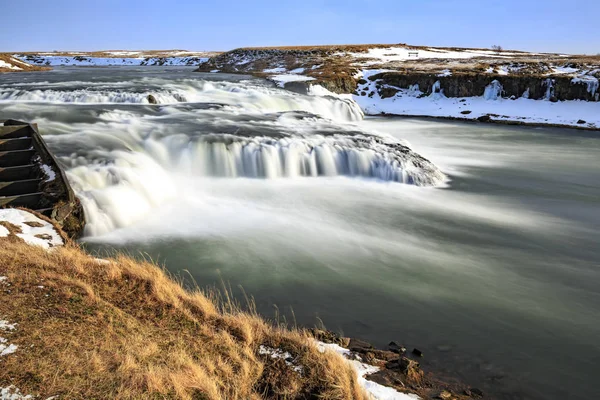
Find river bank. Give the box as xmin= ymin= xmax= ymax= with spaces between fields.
xmin=197 ymin=44 xmax=600 ymax=130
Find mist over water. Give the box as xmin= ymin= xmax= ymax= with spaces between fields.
xmin=1 ymin=67 xmax=599 ymax=400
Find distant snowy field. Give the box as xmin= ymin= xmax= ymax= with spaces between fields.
xmin=15 ymin=51 xmax=211 ymax=67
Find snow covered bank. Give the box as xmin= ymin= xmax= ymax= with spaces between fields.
xmin=16 ymin=54 xmax=210 ymax=67
xmin=354 ymin=71 xmax=600 ymax=129
xmin=0 ymin=209 xmax=64 ymax=249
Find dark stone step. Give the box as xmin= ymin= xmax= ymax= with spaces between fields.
xmin=0 ymin=192 xmax=43 ymax=208
xmin=0 ymin=165 xmax=39 ymax=181
xmin=0 ymin=149 xmax=36 ymax=168
xmin=0 ymin=137 xmax=33 ymax=152
xmin=0 ymin=125 xmax=33 ymax=139
xmin=0 ymin=179 xmax=42 ymax=197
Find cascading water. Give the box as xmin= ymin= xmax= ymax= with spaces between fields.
xmin=0 ymin=78 xmax=364 ymax=122
xmin=0 ymin=68 xmax=445 ymax=236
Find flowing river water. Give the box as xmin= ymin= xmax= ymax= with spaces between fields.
xmin=1 ymin=67 xmax=599 ymax=400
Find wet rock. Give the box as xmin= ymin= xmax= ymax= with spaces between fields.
xmin=348 ymin=338 xmax=373 ymax=352
xmin=379 ymin=87 xmax=400 ymax=99
xmin=308 ymin=328 xmax=350 ymax=348
xmin=549 ymin=96 xmax=558 ymax=103
xmin=388 ymin=341 xmax=406 ymax=354
xmin=577 ymin=119 xmax=587 ymax=124
xmin=477 ymin=115 xmax=491 ymax=122
xmin=357 ymin=79 xmax=368 ymax=85
xmin=147 ymin=94 xmax=158 ymax=104
xmin=460 ymin=110 xmax=472 ymax=115
xmin=412 ymin=348 xmax=424 ymax=357
xmin=398 ymin=357 xmax=424 ymax=383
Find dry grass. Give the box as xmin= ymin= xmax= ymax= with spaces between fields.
xmin=0 ymin=239 xmax=367 ymax=400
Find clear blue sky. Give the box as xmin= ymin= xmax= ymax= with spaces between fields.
xmin=1 ymin=0 xmax=598 ymax=54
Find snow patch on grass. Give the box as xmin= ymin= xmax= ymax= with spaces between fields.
xmin=0 ymin=386 xmax=34 ymax=400
xmin=259 ymin=345 xmax=303 ymax=373
xmin=0 ymin=209 xmax=63 ymax=249
xmin=0 ymin=60 xmax=21 ymax=71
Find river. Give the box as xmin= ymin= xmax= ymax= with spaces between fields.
xmin=1 ymin=67 xmax=599 ymax=400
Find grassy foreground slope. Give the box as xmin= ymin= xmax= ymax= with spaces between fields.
xmin=0 ymin=238 xmax=366 ymax=399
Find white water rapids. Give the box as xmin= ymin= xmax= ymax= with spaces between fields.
xmin=0 ymin=71 xmax=444 ymax=236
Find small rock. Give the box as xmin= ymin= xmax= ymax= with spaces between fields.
xmin=388 ymin=341 xmax=406 ymax=354
xmin=577 ymin=119 xmax=586 ymax=124
xmin=549 ymin=96 xmax=558 ymax=103
xmin=34 ymin=233 xmax=53 ymax=240
xmin=412 ymin=348 xmax=424 ymax=357
xmin=348 ymin=338 xmax=373 ymax=352
xmin=147 ymin=94 xmax=158 ymax=104
xmin=460 ymin=110 xmax=472 ymax=115
xmin=477 ymin=115 xmax=491 ymax=122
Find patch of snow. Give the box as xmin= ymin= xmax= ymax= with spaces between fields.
xmin=437 ymin=69 xmax=452 ymax=77
xmin=209 ymin=69 xmax=220 ymax=73
xmin=316 ymin=342 xmax=419 ymax=400
xmin=0 ymin=320 xmax=17 ymax=331
xmin=263 ymin=67 xmax=287 ymax=73
xmin=552 ymin=66 xmax=580 ymax=74
xmin=0 ymin=209 xmax=63 ymax=249
xmin=346 ymin=46 xmax=512 ymax=66
xmin=289 ymin=67 xmax=305 ymax=74
xmin=259 ymin=345 xmax=303 ymax=373
xmin=0 ymin=386 xmax=33 ymax=400
xmin=40 ymin=164 xmax=56 ymax=182
xmin=0 ymin=337 xmax=18 ymax=357
xmin=0 ymin=225 xmax=8 ymax=237
xmin=0 ymin=60 xmax=21 ymax=71
xmin=268 ymin=74 xmax=316 ymax=88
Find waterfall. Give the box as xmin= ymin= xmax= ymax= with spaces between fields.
xmin=140 ymin=134 xmax=445 ymax=186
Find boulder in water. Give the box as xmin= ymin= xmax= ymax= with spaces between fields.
xmin=147 ymin=94 xmax=158 ymax=104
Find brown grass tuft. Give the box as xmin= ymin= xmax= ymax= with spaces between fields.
xmin=0 ymin=239 xmax=367 ymax=399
